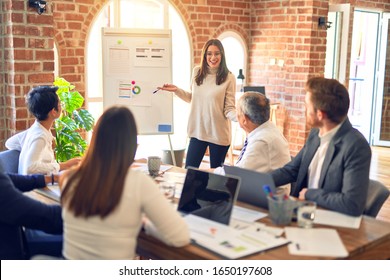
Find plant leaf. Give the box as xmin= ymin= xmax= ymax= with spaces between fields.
xmin=52 ymin=77 xmax=94 ymax=162
xmin=73 ymin=109 xmax=95 ymax=131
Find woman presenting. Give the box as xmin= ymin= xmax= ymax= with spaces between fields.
xmin=159 ymin=39 xmax=236 ymax=168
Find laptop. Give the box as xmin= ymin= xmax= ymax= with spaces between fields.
xmin=177 ymin=167 xmax=241 ymax=225
xmin=223 ymin=165 xmax=276 ymax=209
xmin=243 ymin=86 xmax=266 ymax=95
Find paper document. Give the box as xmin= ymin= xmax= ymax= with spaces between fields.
xmin=155 ymin=172 xmax=186 ymax=185
xmin=248 ymin=222 xmax=285 ymax=237
xmin=314 ymin=209 xmax=362 ymax=229
xmin=34 ymin=184 xmax=60 ymax=202
xmin=185 ymin=214 xmax=289 ymax=259
xmin=154 ymin=172 xmax=186 ymax=198
xmin=285 ymin=227 xmax=348 ymax=258
xmin=132 ymin=163 xmax=172 ymax=174
xmin=232 ymin=205 xmax=267 ymax=223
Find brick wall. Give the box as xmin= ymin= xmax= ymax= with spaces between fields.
xmin=0 ymin=0 xmax=55 ymax=148
xmin=1 ymin=0 xmax=390 ymax=153
xmin=249 ymin=0 xmax=329 ymax=155
xmin=0 ymin=1 xmax=7 ymax=148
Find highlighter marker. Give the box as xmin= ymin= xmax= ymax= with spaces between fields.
xmin=263 ymin=185 xmax=275 ymax=200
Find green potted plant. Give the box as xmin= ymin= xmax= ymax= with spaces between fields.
xmin=53 ymin=77 xmax=95 ymax=162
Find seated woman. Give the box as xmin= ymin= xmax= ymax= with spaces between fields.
xmin=5 ymin=86 xmax=80 ymax=174
xmin=59 ymin=106 xmax=190 ymax=259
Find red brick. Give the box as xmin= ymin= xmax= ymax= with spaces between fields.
xmin=14 ymin=49 xmax=34 ymax=60
xmin=35 ymin=50 xmax=54 ymax=60
xmin=14 ymin=62 xmax=41 ymax=72
xmin=27 ymin=14 xmax=54 ymax=25
xmin=28 ymin=73 xmax=54 ymax=83
xmin=43 ymin=62 xmax=55 ymax=71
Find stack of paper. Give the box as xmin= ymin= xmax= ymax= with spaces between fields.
xmin=314 ymin=209 xmax=362 ymax=229
xmin=285 ymin=227 xmax=348 ymax=257
xmin=185 ymin=214 xmax=289 ymax=259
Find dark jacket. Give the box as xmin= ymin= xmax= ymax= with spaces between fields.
xmin=0 ymin=171 xmax=62 ymax=259
xmin=271 ymin=118 xmax=371 ymax=216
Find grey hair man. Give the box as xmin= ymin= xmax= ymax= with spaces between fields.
xmin=234 ymin=91 xmax=291 ymax=172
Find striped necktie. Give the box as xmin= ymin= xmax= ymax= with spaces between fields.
xmin=236 ymin=138 xmax=248 ymax=164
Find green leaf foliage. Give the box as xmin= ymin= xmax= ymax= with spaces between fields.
xmin=53 ymin=77 xmax=94 ymax=161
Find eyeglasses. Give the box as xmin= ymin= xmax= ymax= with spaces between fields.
xmin=206 ymin=52 xmax=221 ymax=57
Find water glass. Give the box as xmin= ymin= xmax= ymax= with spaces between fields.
xmin=297 ymin=201 xmax=317 ymax=228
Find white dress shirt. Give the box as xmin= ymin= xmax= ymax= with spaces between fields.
xmin=308 ymin=123 xmax=342 ymax=189
xmin=235 ymin=121 xmax=291 ymax=172
xmin=5 ymin=130 xmax=27 ymax=151
xmin=17 ymin=121 xmax=60 ymax=174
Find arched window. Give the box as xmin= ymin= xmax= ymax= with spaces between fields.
xmin=86 ymin=0 xmax=191 ymax=153
xmin=87 ymin=0 xmax=190 ymax=116
xmin=219 ymin=31 xmax=247 ymax=92
xmin=219 ymin=32 xmax=247 ymax=148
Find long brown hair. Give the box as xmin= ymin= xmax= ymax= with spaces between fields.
xmin=195 ymin=39 xmax=230 ymax=86
xmin=61 ymin=106 xmax=138 ymax=218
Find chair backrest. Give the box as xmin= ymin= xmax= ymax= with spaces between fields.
xmin=243 ymin=86 xmax=266 ymax=95
xmin=364 ymin=179 xmax=390 ymax=217
xmin=0 ymin=149 xmax=20 ymax=173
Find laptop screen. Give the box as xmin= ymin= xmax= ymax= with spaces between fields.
xmin=223 ymin=165 xmax=276 ymax=209
xmin=177 ymin=167 xmax=240 ymax=225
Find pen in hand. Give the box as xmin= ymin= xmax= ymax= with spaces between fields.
xmin=152 ymin=88 xmax=160 ymax=94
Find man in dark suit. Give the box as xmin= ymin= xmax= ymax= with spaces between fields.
xmin=0 ymin=169 xmax=62 ymax=259
xmin=271 ymin=77 xmax=371 ymax=216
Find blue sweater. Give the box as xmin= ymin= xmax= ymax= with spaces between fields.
xmin=0 ymin=172 xmax=62 ymax=259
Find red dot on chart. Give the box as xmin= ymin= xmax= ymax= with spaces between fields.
xmin=131 ymin=81 xmax=135 ymax=84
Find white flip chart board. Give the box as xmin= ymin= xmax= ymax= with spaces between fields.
xmin=102 ymin=28 xmax=173 ymax=135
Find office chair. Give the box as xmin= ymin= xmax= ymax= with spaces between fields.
xmin=243 ymin=86 xmax=266 ymax=95
xmin=364 ymin=179 xmax=390 ymax=217
xmin=0 ymin=149 xmax=20 ymax=173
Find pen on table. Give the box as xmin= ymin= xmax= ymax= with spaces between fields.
xmin=295 ymin=243 xmax=301 ymax=250
xmin=152 ymin=88 xmax=160 ymax=94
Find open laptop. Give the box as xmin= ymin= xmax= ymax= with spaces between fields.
xmin=223 ymin=165 xmax=276 ymax=209
xmin=177 ymin=167 xmax=241 ymax=225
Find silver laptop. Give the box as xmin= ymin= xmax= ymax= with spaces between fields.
xmin=223 ymin=165 xmax=276 ymax=209
xmin=177 ymin=167 xmax=241 ymax=225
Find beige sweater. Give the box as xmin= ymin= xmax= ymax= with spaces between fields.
xmin=175 ymin=66 xmax=237 ymax=146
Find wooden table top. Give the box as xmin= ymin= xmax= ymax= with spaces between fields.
xmin=27 ymin=163 xmax=390 ymax=260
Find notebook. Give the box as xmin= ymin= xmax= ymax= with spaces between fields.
xmin=223 ymin=165 xmax=276 ymax=209
xmin=177 ymin=167 xmax=241 ymax=225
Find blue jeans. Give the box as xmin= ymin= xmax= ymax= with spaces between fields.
xmin=185 ymin=138 xmax=230 ymax=169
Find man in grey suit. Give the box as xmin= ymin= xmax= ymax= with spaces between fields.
xmin=271 ymin=77 xmax=371 ymax=216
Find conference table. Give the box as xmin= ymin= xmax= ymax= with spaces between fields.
xmin=29 ymin=164 xmax=390 ymax=260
